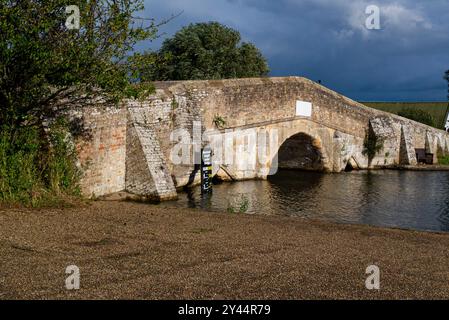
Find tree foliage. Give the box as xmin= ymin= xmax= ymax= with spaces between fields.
xmin=0 ymin=0 xmax=161 ymax=126
xmin=140 ymin=22 xmax=270 ymax=81
xmin=0 ymin=1 xmax=164 ymax=205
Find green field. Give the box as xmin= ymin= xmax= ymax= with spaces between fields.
xmin=361 ymin=102 xmax=448 ymax=129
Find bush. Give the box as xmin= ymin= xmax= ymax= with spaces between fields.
xmin=438 ymin=155 xmax=449 ymax=166
xmin=0 ymin=121 xmax=80 ymax=207
xmin=397 ymin=108 xmax=435 ymax=127
xmin=362 ymin=128 xmax=384 ymax=163
xmin=0 ymin=1 xmax=158 ymax=206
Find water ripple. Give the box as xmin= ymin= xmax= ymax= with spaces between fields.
xmin=161 ymin=170 xmax=449 ymax=233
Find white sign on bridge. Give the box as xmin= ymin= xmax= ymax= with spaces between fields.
xmin=296 ymin=100 xmax=312 ymax=117
xmin=445 ymin=111 xmax=449 ymax=132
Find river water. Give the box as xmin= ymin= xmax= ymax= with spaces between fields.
xmin=162 ymin=170 xmax=449 ymax=233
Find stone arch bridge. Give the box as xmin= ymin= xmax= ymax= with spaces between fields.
xmin=72 ymin=77 xmax=449 ymax=201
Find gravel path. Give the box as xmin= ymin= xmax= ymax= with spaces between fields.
xmin=1 ymin=201 xmax=449 ymax=299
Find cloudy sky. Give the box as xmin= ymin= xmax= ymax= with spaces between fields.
xmin=141 ymin=0 xmax=449 ymax=102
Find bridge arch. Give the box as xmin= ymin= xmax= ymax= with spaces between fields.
xmin=274 ymin=132 xmax=325 ymax=172
xmin=268 ymin=124 xmax=334 ymax=175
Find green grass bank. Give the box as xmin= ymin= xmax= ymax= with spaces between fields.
xmin=362 ymin=102 xmax=448 ymax=129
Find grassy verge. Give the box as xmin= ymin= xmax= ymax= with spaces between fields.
xmin=0 ymin=120 xmax=81 ymax=207
xmin=362 ymin=102 xmax=448 ymax=129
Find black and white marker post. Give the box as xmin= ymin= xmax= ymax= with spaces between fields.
xmin=201 ymin=147 xmax=213 ymax=195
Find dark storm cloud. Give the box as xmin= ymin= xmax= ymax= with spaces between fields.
xmin=142 ymin=0 xmax=449 ymax=101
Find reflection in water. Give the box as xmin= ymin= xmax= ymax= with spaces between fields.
xmin=161 ymin=170 xmax=449 ymax=233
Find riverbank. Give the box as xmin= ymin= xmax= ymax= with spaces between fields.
xmin=381 ymin=164 xmax=449 ymax=171
xmin=1 ymin=201 xmax=449 ymax=299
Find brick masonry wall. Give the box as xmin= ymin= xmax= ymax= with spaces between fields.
xmin=72 ymin=77 xmax=449 ymax=198
xmin=73 ymin=105 xmax=127 ymax=197
xmin=126 ymin=103 xmax=178 ymax=200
